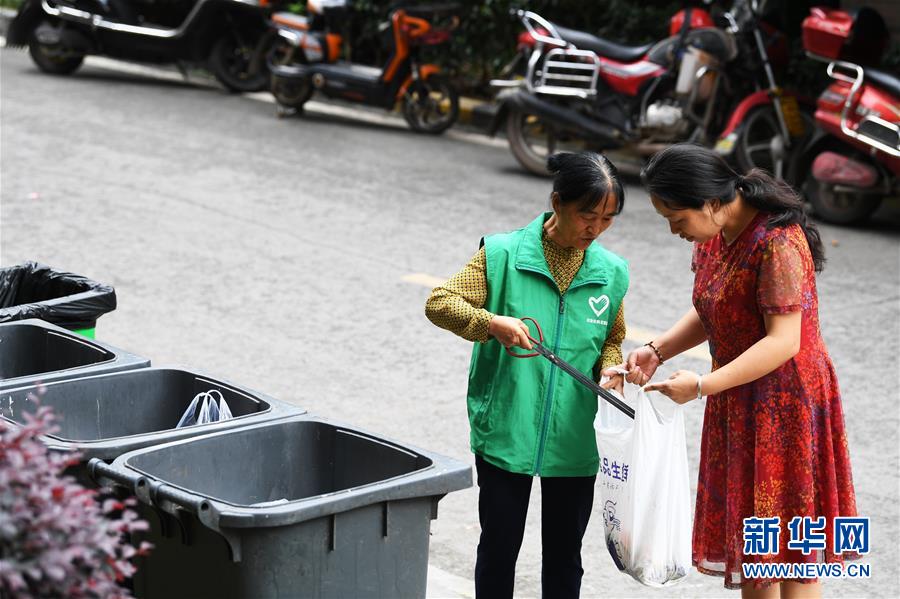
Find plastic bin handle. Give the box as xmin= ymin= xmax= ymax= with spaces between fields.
xmin=89 ymin=458 xmax=137 ymax=489
xmin=88 ymin=458 xmax=215 ymax=520
xmin=88 ymin=459 xmax=244 ymax=562
xmin=138 ymin=479 xmax=212 ymax=516
xmin=136 ymin=479 xmax=242 ymax=561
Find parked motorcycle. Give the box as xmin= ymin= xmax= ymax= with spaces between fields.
xmin=262 ymin=0 xmax=353 ymax=106
xmin=795 ymin=6 xmax=898 ymax=224
xmin=268 ymin=1 xmax=460 ymax=134
xmin=490 ymin=0 xmax=808 ymax=178
xmin=6 ymin=0 xmax=276 ymax=92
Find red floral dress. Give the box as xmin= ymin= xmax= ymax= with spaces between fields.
xmin=691 ymin=211 xmax=858 ymax=589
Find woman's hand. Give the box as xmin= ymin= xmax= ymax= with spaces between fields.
xmin=599 ymin=368 xmax=624 ymax=395
xmin=489 ymin=316 xmax=533 ymax=350
xmin=643 ymin=370 xmax=701 ymax=404
xmin=620 ymin=345 xmax=661 ymax=385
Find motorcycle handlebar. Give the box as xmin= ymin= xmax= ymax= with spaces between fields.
xmin=722 ymin=0 xmax=760 ymax=35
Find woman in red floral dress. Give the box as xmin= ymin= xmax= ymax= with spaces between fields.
xmin=615 ymin=145 xmax=858 ymax=598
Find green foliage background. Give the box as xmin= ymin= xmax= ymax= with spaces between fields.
xmin=323 ymin=0 xmax=900 ymax=97
xmin=344 ymin=0 xmax=682 ymax=94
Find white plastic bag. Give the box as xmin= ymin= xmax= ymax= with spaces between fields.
xmin=594 ymin=371 xmax=692 ymax=587
xmin=175 ymin=393 xmax=201 ymax=428
xmin=176 ymin=390 xmax=234 ymax=429
xmin=197 ymin=394 xmax=217 ymax=424
xmin=211 ymin=390 xmax=233 ymax=420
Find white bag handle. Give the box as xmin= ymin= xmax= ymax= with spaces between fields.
xmin=208 ymin=389 xmax=233 ymax=420
xmin=603 ymin=366 xmax=681 ymax=426
xmin=197 ymin=394 xmax=212 ymax=424
xmin=175 ymin=393 xmax=201 ymax=428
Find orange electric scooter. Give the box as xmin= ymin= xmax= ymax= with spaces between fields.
xmin=268 ymin=2 xmax=460 ymax=134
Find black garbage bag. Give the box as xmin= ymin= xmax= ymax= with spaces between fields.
xmin=0 ymin=262 xmax=116 ymax=330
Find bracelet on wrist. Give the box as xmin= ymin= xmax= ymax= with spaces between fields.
xmin=645 ymin=341 xmax=665 ymax=365
xmin=697 ymin=375 xmax=704 ymax=400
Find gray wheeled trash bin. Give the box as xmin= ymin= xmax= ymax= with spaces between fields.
xmin=90 ymin=414 xmax=473 ymax=599
xmin=0 ymin=366 xmax=301 ymax=485
xmin=0 ymin=319 xmax=149 ymax=391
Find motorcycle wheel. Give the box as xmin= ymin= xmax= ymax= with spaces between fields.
xmin=209 ymin=32 xmax=269 ymax=93
xmin=506 ymin=108 xmax=559 ymax=176
xmin=802 ymin=144 xmax=882 ymax=225
xmin=28 ymin=25 xmax=83 ymax=75
xmin=734 ymin=106 xmax=788 ymax=179
xmin=735 ymin=105 xmax=814 ymax=183
xmin=402 ymin=76 xmax=459 ymax=134
xmin=268 ymin=37 xmax=312 ymax=113
xmin=270 ymin=74 xmax=313 ymax=112
xmin=804 ymin=177 xmax=881 ymax=225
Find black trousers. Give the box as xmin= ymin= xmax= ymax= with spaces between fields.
xmin=474 ymin=455 xmax=596 ymax=599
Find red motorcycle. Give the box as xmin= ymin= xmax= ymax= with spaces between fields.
xmin=796 ymin=6 xmax=898 ymax=224
xmin=490 ymin=0 xmax=808 ymax=177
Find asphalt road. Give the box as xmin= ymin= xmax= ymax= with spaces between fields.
xmin=2 ymin=44 xmax=899 ymax=598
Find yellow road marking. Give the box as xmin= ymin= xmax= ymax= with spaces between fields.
xmin=402 ymin=273 xmax=447 ymax=287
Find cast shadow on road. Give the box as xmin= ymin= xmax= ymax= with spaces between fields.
xmin=13 ymin=63 xmax=418 ymax=138
xmin=804 ymin=199 xmax=900 ymax=235
xmin=14 ymin=65 xmax=207 ymax=91
xmin=845 ymin=201 xmax=900 ymax=233
xmin=265 ymin=107 xmax=430 ymax=139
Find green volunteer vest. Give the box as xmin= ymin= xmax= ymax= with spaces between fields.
xmin=467 ymin=212 xmax=629 ymax=477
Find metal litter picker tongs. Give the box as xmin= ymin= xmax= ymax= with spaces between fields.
xmin=506 ymin=317 xmax=635 ymax=419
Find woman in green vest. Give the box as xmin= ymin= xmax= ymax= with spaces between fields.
xmin=425 ymin=152 xmax=630 ymax=599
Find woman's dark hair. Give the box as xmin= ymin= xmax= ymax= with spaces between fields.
xmin=640 ymin=144 xmax=825 ymax=272
xmin=547 ymin=151 xmax=625 ymax=215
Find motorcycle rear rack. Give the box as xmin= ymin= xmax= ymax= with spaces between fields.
xmin=517 ymin=10 xmax=567 ymax=49
xmin=514 ymin=10 xmax=601 ymax=100
xmin=530 ymin=48 xmax=601 ymax=100
xmin=817 ymin=56 xmax=900 ymax=158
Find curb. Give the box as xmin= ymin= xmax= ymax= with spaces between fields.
xmin=457 ymin=95 xmax=496 ymax=132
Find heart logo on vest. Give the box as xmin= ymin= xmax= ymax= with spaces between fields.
xmin=589 ymin=295 xmax=610 ymax=317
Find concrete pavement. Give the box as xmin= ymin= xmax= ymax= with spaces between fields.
xmin=1 ymin=41 xmax=899 ymax=598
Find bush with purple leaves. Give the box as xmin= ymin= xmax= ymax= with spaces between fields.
xmin=0 ymin=405 xmax=151 ymax=598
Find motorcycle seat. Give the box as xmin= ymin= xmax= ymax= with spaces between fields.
xmin=272 ymin=12 xmax=310 ymax=31
xmin=553 ymin=25 xmax=654 ymax=63
xmin=864 ymin=67 xmax=900 ymax=100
